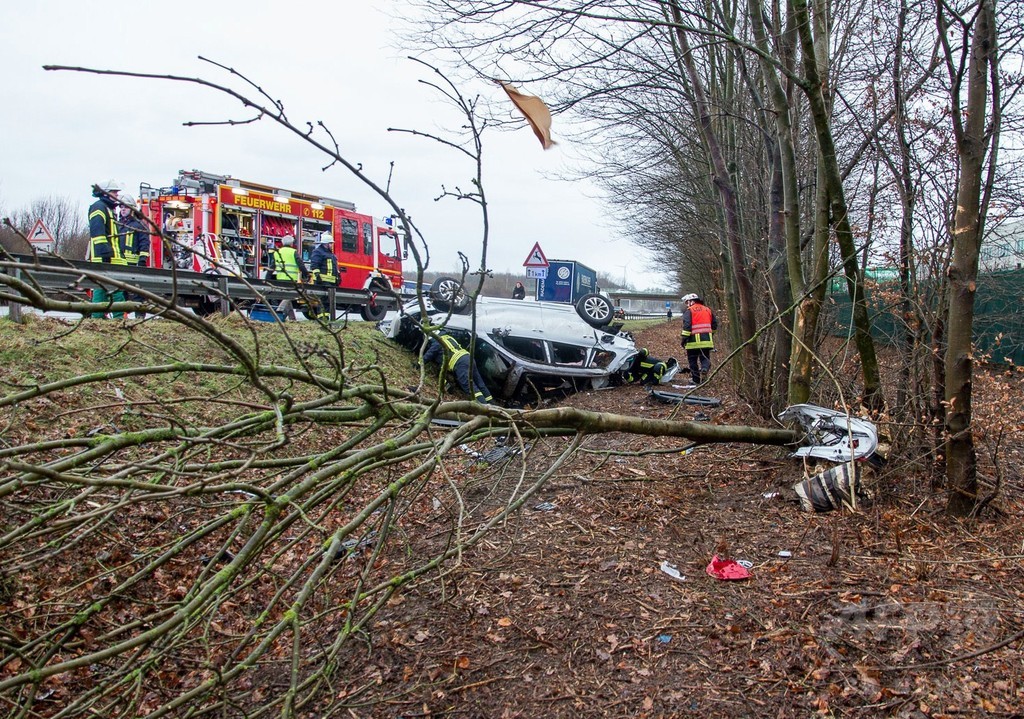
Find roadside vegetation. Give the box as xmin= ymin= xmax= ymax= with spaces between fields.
xmin=2 ymin=0 xmax=1022 ymax=713
xmin=1 ymin=314 xmax=1021 ymax=718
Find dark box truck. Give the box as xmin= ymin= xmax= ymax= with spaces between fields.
xmin=535 ymin=260 xmax=599 ymax=303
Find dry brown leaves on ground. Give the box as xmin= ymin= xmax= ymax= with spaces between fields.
xmin=316 ymin=322 xmax=1024 ymax=718
xmin=2 ymin=320 xmax=1022 ymax=718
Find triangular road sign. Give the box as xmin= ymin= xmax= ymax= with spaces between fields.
xmin=523 ymin=241 xmax=549 ymax=268
xmin=27 ymin=218 xmax=55 ymax=244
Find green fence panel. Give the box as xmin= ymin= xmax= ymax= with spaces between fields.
xmin=826 ymin=268 xmax=1024 ymax=366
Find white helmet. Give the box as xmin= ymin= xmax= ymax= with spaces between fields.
xmin=681 ymin=293 xmax=699 ymax=303
xmin=281 ymin=234 xmax=295 ymax=247
xmin=117 ymin=193 xmax=136 ymax=214
xmin=317 ymin=233 xmax=334 ymax=245
xmin=97 ymin=179 xmax=123 ymax=193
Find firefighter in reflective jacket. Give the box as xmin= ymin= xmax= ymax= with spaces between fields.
xmin=116 ymin=193 xmax=150 ymax=267
xmin=310 ymin=233 xmax=338 ymax=285
xmin=680 ymin=293 xmax=718 ymax=385
xmin=116 ymin=192 xmax=150 ymax=318
xmin=88 ymin=179 xmax=127 ymax=318
xmin=308 ymin=233 xmax=338 ymax=321
xmin=422 ymin=333 xmax=493 ymax=404
xmin=268 ymin=235 xmax=309 ymax=283
xmin=623 ymin=347 xmax=667 ymax=385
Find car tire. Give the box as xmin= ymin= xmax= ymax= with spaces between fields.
xmin=300 ymin=302 xmax=320 ymax=321
xmin=194 ymin=269 xmax=224 ymax=317
xmin=360 ymin=297 xmax=388 ymax=322
xmin=195 ymin=295 xmax=220 ymax=317
xmin=575 ymin=293 xmax=614 ymax=327
xmin=361 ymin=279 xmax=397 ymax=321
xmin=429 ymin=276 xmax=471 ymax=314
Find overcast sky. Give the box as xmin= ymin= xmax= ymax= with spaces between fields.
xmin=0 ymin=1 xmax=667 ymax=291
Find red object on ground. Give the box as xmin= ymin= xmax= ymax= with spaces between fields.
xmin=705 ymin=555 xmax=751 ymax=580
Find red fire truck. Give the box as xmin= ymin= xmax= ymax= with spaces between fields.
xmin=138 ymin=169 xmax=404 ymax=316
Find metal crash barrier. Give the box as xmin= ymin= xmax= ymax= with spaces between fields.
xmin=0 ymin=252 xmax=398 ymax=320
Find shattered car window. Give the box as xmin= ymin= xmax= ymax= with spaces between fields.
xmin=468 ymin=339 xmax=509 ymax=384
xmin=497 ymin=336 xmax=547 ymax=362
xmin=591 ymin=349 xmax=619 ymax=368
xmin=551 ymin=342 xmax=587 ymax=366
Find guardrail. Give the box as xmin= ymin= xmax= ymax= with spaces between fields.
xmin=0 ymin=253 xmax=399 ymax=321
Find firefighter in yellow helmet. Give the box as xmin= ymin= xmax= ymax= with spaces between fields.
xmin=421 ymin=332 xmax=493 ymax=404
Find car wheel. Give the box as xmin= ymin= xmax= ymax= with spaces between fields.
xmin=193 ymin=269 xmax=225 ymax=317
xmin=360 ymin=297 xmax=388 ymax=322
xmin=575 ymin=293 xmax=614 ymax=327
xmin=195 ymin=296 xmax=220 ymax=317
xmin=361 ymin=279 xmax=397 ymax=321
xmin=429 ymin=276 xmax=471 ymax=314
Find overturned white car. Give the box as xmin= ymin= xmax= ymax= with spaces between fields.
xmin=378 ymin=277 xmax=679 ymax=401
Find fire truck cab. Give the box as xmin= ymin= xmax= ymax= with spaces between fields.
xmin=138 ymin=169 xmax=404 ymax=317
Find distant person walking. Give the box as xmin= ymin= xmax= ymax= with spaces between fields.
xmin=680 ymin=293 xmax=718 ymax=385
xmin=88 ymin=179 xmax=127 ymax=318
xmin=511 ymin=281 xmax=526 ymax=300
xmin=667 ymin=307 xmax=673 ymax=320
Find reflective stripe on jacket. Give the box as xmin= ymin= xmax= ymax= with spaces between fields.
xmin=310 ymin=246 xmax=338 ymax=284
xmin=272 ymin=246 xmax=301 ymax=282
xmin=122 ymin=226 xmax=137 ymax=264
xmin=120 ymin=217 xmax=150 ymax=266
xmin=682 ymin=303 xmax=716 ymax=349
xmin=439 ymin=334 xmax=469 ymax=371
xmin=639 ymin=357 xmax=666 ymax=382
xmin=89 ymin=199 xmax=126 ymax=265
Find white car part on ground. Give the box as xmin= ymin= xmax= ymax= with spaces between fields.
xmin=777 ymin=403 xmax=879 ymax=462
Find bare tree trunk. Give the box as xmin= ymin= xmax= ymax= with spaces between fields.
xmin=944 ymin=0 xmax=997 ymax=516
xmin=669 ymin=0 xmax=762 ymax=406
xmin=768 ymin=143 xmax=795 ymax=411
xmin=792 ymin=0 xmax=885 ymax=411
xmin=747 ymin=0 xmax=801 ymax=409
xmin=893 ymin=0 xmax=919 ymax=423
xmin=931 ymin=304 xmax=948 ymax=489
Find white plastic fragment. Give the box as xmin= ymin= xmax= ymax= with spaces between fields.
xmin=660 ymin=560 xmax=686 ymax=582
